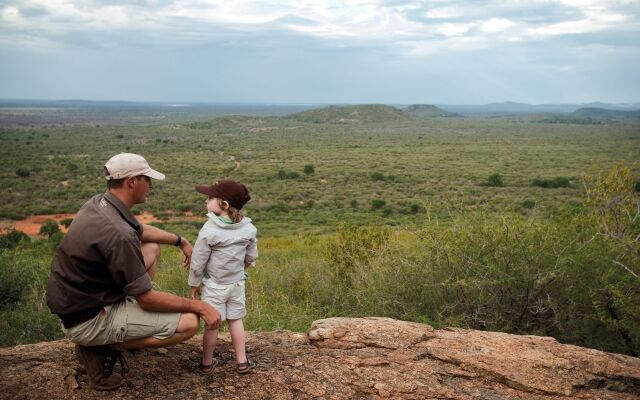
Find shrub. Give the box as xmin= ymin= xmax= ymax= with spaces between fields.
xmin=484 ymin=173 xmax=504 ymax=187
xmin=350 ymin=200 xmax=358 ymax=209
xmin=60 ymin=218 xmax=73 ymax=228
xmin=370 ymin=172 xmax=385 ymax=181
xmin=39 ymin=220 xmax=60 ymax=238
xmin=177 ymin=204 xmax=192 ymax=212
xmin=277 ymin=169 xmax=300 ymax=180
xmin=0 ymin=230 xmax=30 ymax=250
xmin=15 ymin=168 xmax=30 ymax=178
xmin=371 ymin=199 xmax=386 ymax=210
xmin=532 ymin=177 xmax=571 ymax=188
xmin=0 ymin=256 xmax=31 ymax=308
xmin=521 ymin=199 xmax=536 ymax=209
xmin=408 ymin=204 xmax=423 ymax=214
xmin=303 ymin=165 xmax=315 ymax=175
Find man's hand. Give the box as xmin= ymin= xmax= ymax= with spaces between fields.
xmin=198 ymin=301 xmax=221 ymax=330
xmin=179 ymin=238 xmax=193 ymax=269
xmin=191 ymin=286 xmax=201 ymax=300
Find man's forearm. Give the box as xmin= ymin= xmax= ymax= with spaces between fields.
xmin=140 ymin=224 xmax=179 ymax=245
xmin=136 ymin=289 xmax=204 ymax=314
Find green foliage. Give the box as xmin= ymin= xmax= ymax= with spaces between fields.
xmin=532 ymin=177 xmax=571 ymax=188
xmin=484 ymin=173 xmax=504 ymax=187
xmin=0 ymin=240 xmax=61 ymax=346
xmin=15 ymin=168 xmax=30 ymax=178
xmin=60 ymin=218 xmax=73 ymax=228
xmin=39 ymin=220 xmax=60 ymax=238
xmin=521 ymin=199 xmax=536 ymax=209
xmin=303 ymin=165 xmax=315 ymax=175
xmin=371 ymin=199 xmax=386 ymax=210
xmin=0 ymin=230 xmax=30 ymax=250
xmin=277 ymin=169 xmax=300 ymax=180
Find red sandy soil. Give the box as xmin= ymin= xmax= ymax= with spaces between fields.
xmin=0 ymin=211 xmax=162 ymax=236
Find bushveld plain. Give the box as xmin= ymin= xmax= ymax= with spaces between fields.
xmin=1 ymin=103 xmax=639 ymax=356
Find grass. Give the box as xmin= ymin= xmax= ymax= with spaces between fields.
xmin=0 ymin=106 xmax=639 ymax=354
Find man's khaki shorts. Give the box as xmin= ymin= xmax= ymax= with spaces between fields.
xmin=201 ymin=279 xmax=246 ymax=321
xmin=63 ymin=296 xmax=181 ymax=346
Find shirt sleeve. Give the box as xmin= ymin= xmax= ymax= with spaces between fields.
xmin=188 ymin=231 xmax=212 ymax=287
xmin=106 ymin=233 xmax=152 ymax=296
xmin=244 ymin=230 xmax=258 ymax=267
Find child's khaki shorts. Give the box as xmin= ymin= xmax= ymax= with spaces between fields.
xmin=201 ymin=279 xmax=246 ymax=321
xmin=63 ymin=296 xmax=180 ymax=346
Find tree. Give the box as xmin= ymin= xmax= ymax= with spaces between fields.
xmin=39 ymin=219 xmax=60 ymax=238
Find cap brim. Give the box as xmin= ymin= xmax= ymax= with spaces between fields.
xmin=143 ymin=169 xmax=165 ymax=180
xmin=195 ymin=185 xmax=215 ymax=196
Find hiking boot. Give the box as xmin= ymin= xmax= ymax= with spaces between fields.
xmin=75 ymin=345 xmax=124 ymax=391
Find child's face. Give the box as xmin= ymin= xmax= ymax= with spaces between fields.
xmin=206 ymin=197 xmax=228 ymax=216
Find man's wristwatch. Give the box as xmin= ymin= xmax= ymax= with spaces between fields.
xmin=174 ymin=235 xmax=182 ymax=246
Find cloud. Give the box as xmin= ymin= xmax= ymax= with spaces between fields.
xmin=1 ymin=0 xmax=638 ymax=103
xmin=1 ymin=0 xmax=638 ymax=52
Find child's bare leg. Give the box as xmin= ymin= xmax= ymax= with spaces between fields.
xmin=202 ymin=328 xmax=219 ymax=366
xmin=228 ymin=318 xmax=247 ymax=363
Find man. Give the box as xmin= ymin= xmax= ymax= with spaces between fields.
xmin=46 ymin=153 xmax=221 ymax=391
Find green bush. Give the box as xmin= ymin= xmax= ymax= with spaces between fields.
xmin=15 ymin=168 xmax=30 ymax=178
xmin=39 ymin=220 xmax=60 ymax=238
xmin=60 ymin=218 xmax=73 ymax=228
xmin=371 ymin=199 xmax=386 ymax=210
xmin=303 ymin=165 xmax=315 ymax=175
xmin=370 ymin=172 xmax=385 ymax=181
xmin=521 ymin=199 xmax=536 ymax=209
xmin=0 ymin=230 xmax=30 ymax=250
xmin=484 ymin=173 xmax=504 ymax=187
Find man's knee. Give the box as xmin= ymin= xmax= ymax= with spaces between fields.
xmin=141 ymin=242 xmax=161 ymax=268
xmin=176 ymin=312 xmax=199 ymax=337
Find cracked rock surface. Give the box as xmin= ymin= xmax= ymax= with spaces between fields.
xmin=1 ymin=317 xmax=639 ymax=399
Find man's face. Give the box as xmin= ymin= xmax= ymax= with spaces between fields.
xmin=132 ymin=175 xmax=152 ymax=204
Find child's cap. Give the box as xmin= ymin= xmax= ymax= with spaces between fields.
xmin=195 ymin=179 xmax=251 ymax=210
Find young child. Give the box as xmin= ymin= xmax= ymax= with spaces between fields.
xmin=188 ymin=179 xmax=257 ymax=374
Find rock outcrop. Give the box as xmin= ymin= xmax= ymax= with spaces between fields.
xmin=1 ymin=317 xmax=639 ymax=399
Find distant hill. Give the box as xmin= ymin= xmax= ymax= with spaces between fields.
xmin=439 ymin=102 xmax=640 ymax=116
xmin=403 ymin=104 xmax=460 ymax=118
xmin=572 ymin=107 xmax=640 ymax=121
xmin=285 ymin=104 xmax=415 ymax=124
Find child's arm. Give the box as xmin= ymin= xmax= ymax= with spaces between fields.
xmin=188 ymin=232 xmax=212 ymax=288
xmin=244 ymin=235 xmax=258 ymax=269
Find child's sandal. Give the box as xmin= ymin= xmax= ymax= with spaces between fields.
xmin=237 ymin=359 xmax=255 ymax=374
xmin=199 ymin=358 xmax=219 ymax=375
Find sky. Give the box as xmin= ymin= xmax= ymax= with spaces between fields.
xmin=1 ymin=0 xmax=639 ymax=104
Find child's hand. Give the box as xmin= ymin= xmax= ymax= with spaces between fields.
xmin=191 ymin=286 xmax=201 ymax=300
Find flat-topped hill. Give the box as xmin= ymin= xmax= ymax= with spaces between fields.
xmin=1 ymin=317 xmax=638 ymax=399
xmin=284 ymin=104 xmax=416 ymax=124
xmin=403 ymin=104 xmax=460 ymax=117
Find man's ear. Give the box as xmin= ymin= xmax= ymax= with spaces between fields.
xmin=125 ymin=176 xmax=136 ymax=188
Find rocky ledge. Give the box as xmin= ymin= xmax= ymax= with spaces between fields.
xmin=1 ymin=317 xmax=639 ymax=399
